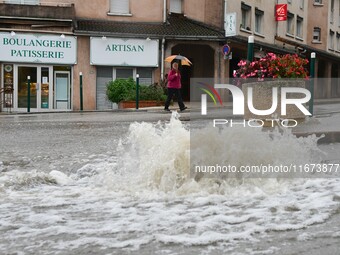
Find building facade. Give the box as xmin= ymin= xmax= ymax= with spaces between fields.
xmin=0 ymin=2 xmax=76 ymax=112
xmin=0 ymin=0 xmax=226 ymax=112
xmin=224 ymin=0 xmax=340 ymax=99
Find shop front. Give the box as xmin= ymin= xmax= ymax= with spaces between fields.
xmin=0 ymin=32 xmax=77 ymax=112
xmin=90 ymin=37 xmax=159 ymax=110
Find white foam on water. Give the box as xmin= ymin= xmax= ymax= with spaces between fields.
xmin=0 ymin=113 xmax=339 ymax=254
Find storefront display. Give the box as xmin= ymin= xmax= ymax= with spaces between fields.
xmin=0 ymin=32 xmax=76 ymax=112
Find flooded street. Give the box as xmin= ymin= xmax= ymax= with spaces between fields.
xmin=0 ymin=112 xmax=340 ymax=255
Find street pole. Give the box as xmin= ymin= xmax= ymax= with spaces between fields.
xmin=247 ymin=36 xmax=254 ymax=62
xmin=136 ymin=74 xmax=139 ymax=110
xmin=79 ymin=72 xmax=83 ymax=111
xmin=27 ymin=76 xmax=30 ymax=113
xmin=309 ymin=52 xmax=316 ymax=116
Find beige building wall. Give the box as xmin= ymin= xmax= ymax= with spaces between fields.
xmin=184 ymin=0 xmax=223 ymax=28
xmin=225 ymin=0 xmax=309 ymax=48
xmin=307 ymin=0 xmax=329 ymax=51
xmin=40 ymin=0 xmax=164 ymax=22
xmin=73 ymin=36 xmax=96 ymax=111
xmin=327 ymin=0 xmax=340 ymax=55
xmin=225 ymin=0 xmax=276 ymax=44
xmin=277 ymin=0 xmax=309 ymax=43
xmin=40 ymin=0 xmax=224 ymax=25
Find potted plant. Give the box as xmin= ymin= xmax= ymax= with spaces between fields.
xmin=106 ymin=78 xmax=166 ymax=109
xmin=234 ymin=53 xmax=309 ymax=121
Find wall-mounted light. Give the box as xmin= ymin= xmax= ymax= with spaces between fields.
xmin=146 ymin=37 xmax=151 ymax=41
xmin=101 ymin=36 xmax=107 ymax=40
xmin=10 ymin=31 xmax=16 ymax=37
xmin=60 ymin=34 xmax=65 ymax=39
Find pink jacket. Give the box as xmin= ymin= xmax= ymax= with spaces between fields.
xmin=167 ymin=69 xmax=181 ymax=89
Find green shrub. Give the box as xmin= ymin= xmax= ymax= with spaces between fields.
xmin=106 ymin=78 xmax=135 ymax=103
xmin=106 ymin=78 xmax=166 ymax=103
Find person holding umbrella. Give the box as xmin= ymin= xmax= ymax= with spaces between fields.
xmin=164 ymin=62 xmax=187 ymax=112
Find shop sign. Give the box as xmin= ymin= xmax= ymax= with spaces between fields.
xmin=90 ymin=37 xmax=159 ymax=67
xmin=0 ymin=32 xmax=77 ymax=64
xmin=275 ymin=4 xmax=287 ymax=21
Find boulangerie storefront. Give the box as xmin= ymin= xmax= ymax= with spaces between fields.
xmin=90 ymin=37 xmax=159 ymax=110
xmin=0 ymin=32 xmax=77 ymax=112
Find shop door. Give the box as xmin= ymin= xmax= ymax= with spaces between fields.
xmin=55 ymin=71 xmax=70 ymax=109
xmin=17 ymin=66 xmax=37 ymax=109
xmin=96 ymin=67 xmax=113 ymax=110
xmin=16 ymin=65 xmax=53 ymax=111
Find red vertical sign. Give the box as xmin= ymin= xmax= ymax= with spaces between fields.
xmin=276 ymin=4 xmax=287 ymax=21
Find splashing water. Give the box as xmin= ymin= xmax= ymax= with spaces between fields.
xmin=0 ymin=113 xmax=339 ymax=255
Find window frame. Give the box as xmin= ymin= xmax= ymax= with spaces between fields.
xmin=313 ymin=27 xmax=321 ymax=42
xmin=286 ymin=12 xmax=295 ymax=36
xmin=299 ymin=0 xmax=304 ymax=10
xmin=169 ymin=0 xmax=183 ymax=14
xmin=296 ymin=16 xmax=303 ymax=39
xmin=336 ymin=32 xmax=340 ymax=52
xmin=241 ymin=2 xmax=252 ymax=31
xmin=329 ymin=30 xmax=335 ymax=50
xmin=108 ymin=0 xmax=131 ymax=16
xmin=313 ymin=0 xmax=323 ymax=6
xmin=254 ymin=8 xmax=264 ymax=35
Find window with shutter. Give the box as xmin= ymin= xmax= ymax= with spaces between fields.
xmin=110 ymin=0 xmax=130 ymax=14
xmin=313 ymin=27 xmax=321 ymax=42
xmin=170 ymin=0 xmax=182 ymax=14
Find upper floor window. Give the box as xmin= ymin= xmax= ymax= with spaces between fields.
xmin=241 ymin=2 xmax=251 ymax=31
xmin=313 ymin=27 xmax=321 ymax=42
xmin=255 ymin=8 xmax=264 ymax=34
xmin=299 ymin=0 xmax=304 ymax=10
xmin=330 ymin=0 xmax=335 ymax=23
xmin=286 ymin=12 xmax=294 ymax=35
xmin=4 ymin=0 xmax=39 ymax=4
xmin=336 ymin=33 xmax=340 ymax=51
xmin=296 ymin=16 xmax=303 ymax=38
xmin=109 ymin=0 xmax=130 ymax=15
xmin=170 ymin=0 xmax=183 ymax=14
xmin=329 ymin=30 xmax=335 ymax=50
xmin=314 ymin=0 xmax=323 ymax=4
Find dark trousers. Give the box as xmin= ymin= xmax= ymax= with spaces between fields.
xmin=164 ymin=88 xmax=185 ymax=110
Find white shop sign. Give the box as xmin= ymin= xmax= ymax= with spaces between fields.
xmin=225 ymin=12 xmax=237 ymax=37
xmin=90 ymin=37 xmax=159 ymax=67
xmin=0 ymin=32 xmax=77 ymax=64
